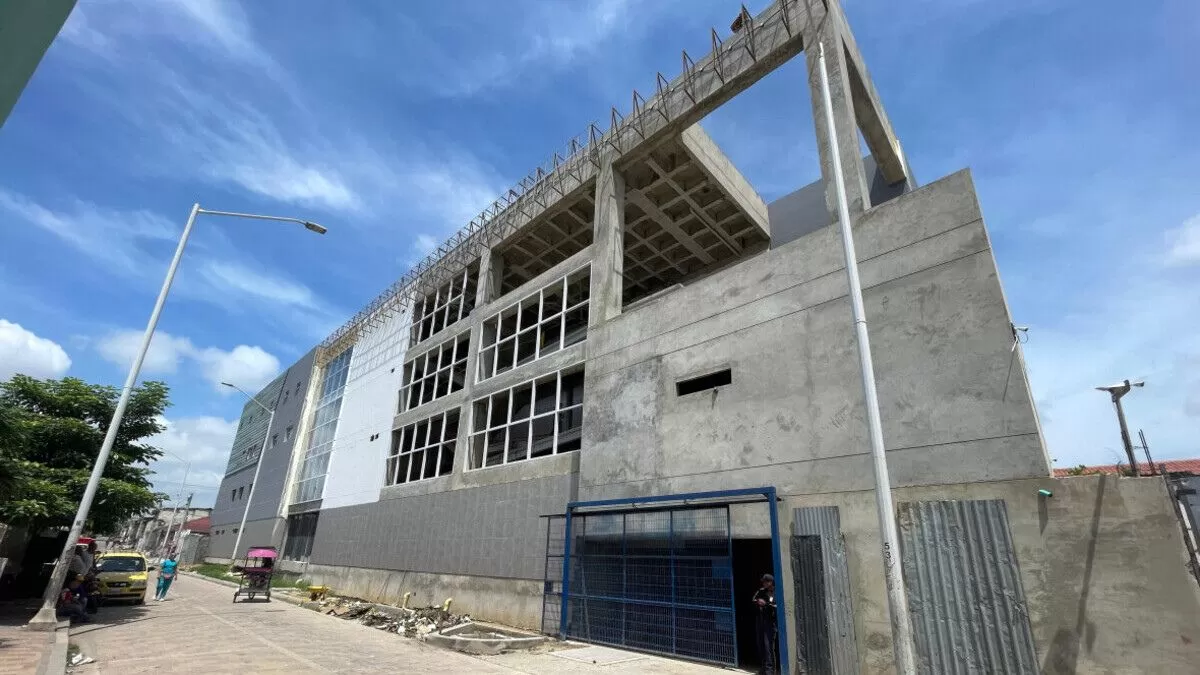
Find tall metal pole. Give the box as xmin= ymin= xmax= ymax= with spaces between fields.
xmin=1139 ymin=429 xmax=1156 ymax=475
xmin=1112 ymin=394 xmax=1139 ymax=475
xmin=229 ymin=405 xmax=275 ymax=565
xmin=28 ymin=203 xmax=201 ymax=630
xmin=167 ymin=493 xmax=193 ymax=558
xmin=155 ymin=461 xmax=189 ymax=556
xmin=816 ymin=41 xmax=916 ymax=673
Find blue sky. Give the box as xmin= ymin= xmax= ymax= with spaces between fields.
xmin=0 ymin=0 xmax=1196 ymax=508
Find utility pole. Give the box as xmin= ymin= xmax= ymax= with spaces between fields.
xmin=166 ymin=493 xmax=193 ymax=558
xmin=1138 ymin=429 xmax=1157 ymax=475
xmin=1095 ymin=379 xmax=1144 ymax=476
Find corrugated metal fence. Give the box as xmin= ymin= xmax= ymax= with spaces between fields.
xmin=791 ymin=506 xmax=861 ymax=675
xmin=898 ymin=499 xmax=1038 ymax=674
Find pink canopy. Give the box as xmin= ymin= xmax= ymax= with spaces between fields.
xmin=246 ymin=547 xmax=277 ymax=559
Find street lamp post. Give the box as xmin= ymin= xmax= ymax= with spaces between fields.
xmin=222 ymin=382 xmax=276 ymax=566
xmin=28 ymin=203 xmax=325 ymax=630
xmin=1095 ymin=379 xmax=1145 ymax=476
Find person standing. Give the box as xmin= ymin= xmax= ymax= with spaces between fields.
xmin=155 ymin=556 xmax=178 ymax=601
xmin=753 ymin=573 xmax=779 ymax=675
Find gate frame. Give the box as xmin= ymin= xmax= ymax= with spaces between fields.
xmin=558 ymin=486 xmax=790 ymax=674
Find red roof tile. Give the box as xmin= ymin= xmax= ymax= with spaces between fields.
xmin=1053 ymin=458 xmax=1200 ymax=477
xmin=182 ymin=516 xmax=211 ymax=534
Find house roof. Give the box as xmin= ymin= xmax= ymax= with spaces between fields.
xmin=1053 ymin=458 xmax=1200 ymax=477
xmin=182 ymin=516 xmax=211 ymax=534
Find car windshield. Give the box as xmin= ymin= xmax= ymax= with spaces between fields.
xmin=97 ymin=557 xmax=145 ymax=573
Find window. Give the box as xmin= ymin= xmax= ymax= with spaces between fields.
xmin=283 ymin=512 xmax=319 ymax=562
xmin=469 ymin=366 xmax=584 ymax=469
xmin=676 ymin=369 xmax=732 ymax=396
xmin=410 ymin=262 xmax=479 ymax=347
xmin=237 ymin=487 xmax=244 ymax=501
xmin=284 ymin=425 xmax=294 ymax=443
xmin=271 ymin=434 xmax=279 ymax=448
xmin=294 ymin=348 xmax=353 ymax=504
xmin=478 ymin=267 xmax=589 ymax=382
xmin=399 ymin=333 xmax=469 ymax=412
xmin=230 ymin=489 xmax=236 ymax=502
xmin=386 ymin=410 xmax=459 ymax=485
xmin=295 ymin=382 xmax=302 ymax=397
xmin=283 ymin=389 xmax=290 ymax=404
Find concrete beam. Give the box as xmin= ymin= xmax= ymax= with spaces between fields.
xmin=832 ymin=1 xmax=911 ymax=187
xmin=680 ymin=124 xmax=771 ymax=238
xmin=626 ymin=189 xmax=716 ymax=264
xmin=804 ymin=0 xmax=871 ymax=219
xmin=590 ymin=158 xmax=626 ymax=327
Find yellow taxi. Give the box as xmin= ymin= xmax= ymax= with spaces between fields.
xmin=95 ymin=552 xmax=150 ymax=604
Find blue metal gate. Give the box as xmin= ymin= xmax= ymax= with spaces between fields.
xmin=559 ymin=505 xmax=738 ymax=665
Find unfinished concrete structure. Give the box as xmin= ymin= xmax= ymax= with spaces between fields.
xmin=210 ymin=1 xmax=1200 ymax=672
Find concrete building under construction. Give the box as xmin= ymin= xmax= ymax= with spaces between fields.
xmin=210 ymin=1 xmax=1200 ymax=672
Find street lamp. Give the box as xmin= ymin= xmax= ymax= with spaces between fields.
xmin=222 ymin=381 xmax=276 ymax=567
xmin=1095 ymin=379 xmax=1145 ymax=476
xmin=28 ymin=203 xmax=326 ymax=630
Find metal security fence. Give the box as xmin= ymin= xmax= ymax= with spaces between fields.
xmin=541 ymin=515 xmax=566 ymax=634
xmin=561 ymin=506 xmax=738 ymax=666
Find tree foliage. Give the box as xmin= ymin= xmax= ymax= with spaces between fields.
xmin=0 ymin=374 xmax=171 ymax=534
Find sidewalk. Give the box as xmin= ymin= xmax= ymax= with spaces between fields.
xmin=0 ymin=597 xmax=65 ymax=675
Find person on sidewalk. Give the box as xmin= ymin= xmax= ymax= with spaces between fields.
xmin=56 ymin=576 xmax=90 ymax=624
xmin=753 ymin=573 xmax=779 ymax=675
xmin=155 ymin=556 xmax=178 ymax=601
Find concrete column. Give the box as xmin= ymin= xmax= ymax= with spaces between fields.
xmin=589 ymin=156 xmax=625 ymax=326
xmin=804 ymin=6 xmax=871 ymax=220
xmin=474 ymin=246 xmax=495 ymax=309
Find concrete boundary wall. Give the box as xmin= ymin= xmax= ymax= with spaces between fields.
xmin=782 ymin=476 xmax=1200 ymax=675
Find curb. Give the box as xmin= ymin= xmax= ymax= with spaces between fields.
xmin=35 ymin=622 xmax=69 ymax=675
xmin=180 ymin=571 xmax=306 ymax=606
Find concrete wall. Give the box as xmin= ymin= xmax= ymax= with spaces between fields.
xmin=580 ymin=169 xmax=1049 ymax=502
xmin=299 ymin=564 xmax=545 ymax=629
xmin=309 ymin=471 xmax=574 ymax=581
xmin=0 ymin=0 xmax=75 ymax=127
xmin=783 ymin=476 xmax=1200 ymax=674
xmin=212 ymin=349 xmax=316 ymax=532
xmin=207 ymin=516 xmax=279 ymax=563
xmin=322 ymin=310 xmax=409 ymax=509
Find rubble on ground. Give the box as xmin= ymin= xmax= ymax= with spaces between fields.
xmin=313 ymin=595 xmax=470 ymax=638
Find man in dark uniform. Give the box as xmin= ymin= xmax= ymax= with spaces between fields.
xmin=753 ymin=573 xmax=778 ymax=675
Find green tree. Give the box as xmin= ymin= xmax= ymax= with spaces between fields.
xmin=0 ymin=374 xmax=170 ymax=534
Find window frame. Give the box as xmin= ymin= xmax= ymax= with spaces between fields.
xmin=385 ymin=409 xmax=460 ymax=486
xmin=477 ymin=266 xmax=590 ymax=383
xmin=398 ymin=332 xmax=470 ymax=413
xmin=467 ymin=365 xmax=585 ymax=470
xmin=409 ymin=263 xmax=479 ymax=347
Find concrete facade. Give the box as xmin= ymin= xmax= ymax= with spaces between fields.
xmin=0 ymin=0 xmax=76 ymax=128
xmin=209 ymin=349 xmax=316 ymax=559
xmin=206 ymin=0 xmax=1199 ymax=671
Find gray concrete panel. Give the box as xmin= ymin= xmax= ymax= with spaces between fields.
xmin=309 ymin=472 xmax=574 ymax=581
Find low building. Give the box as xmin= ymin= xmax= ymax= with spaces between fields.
xmin=209 ymin=1 xmax=1200 ymax=671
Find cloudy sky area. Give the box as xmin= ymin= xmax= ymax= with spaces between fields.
xmin=0 ymin=0 xmax=1197 ymax=507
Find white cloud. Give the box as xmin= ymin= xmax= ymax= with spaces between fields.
xmin=94 ymin=330 xmax=280 ymax=393
xmin=147 ymin=415 xmax=239 ymax=507
xmin=0 ymin=319 xmax=72 ymax=381
xmin=1166 ymin=214 xmax=1200 ymax=267
xmin=195 ymin=345 xmax=281 ymax=395
xmin=197 ymin=260 xmax=318 ymax=309
xmin=96 ymin=330 xmax=194 ymax=374
xmin=0 ymin=188 xmax=176 ymax=276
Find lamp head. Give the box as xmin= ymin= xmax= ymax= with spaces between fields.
xmin=303 ymin=221 xmax=327 ymax=235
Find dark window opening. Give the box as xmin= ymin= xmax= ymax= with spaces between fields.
xmin=676 ymin=369 xmax=732 ymax=396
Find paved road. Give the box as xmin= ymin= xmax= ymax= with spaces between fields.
xmin=69 ymin=574 xmax=729 ymax=674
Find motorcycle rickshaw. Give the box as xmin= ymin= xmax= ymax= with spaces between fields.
xmin=232 ymin=545 xmax=277 ymax=602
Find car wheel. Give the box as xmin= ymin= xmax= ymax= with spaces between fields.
xmin=136 ymin=597 xmax=145 ymax=605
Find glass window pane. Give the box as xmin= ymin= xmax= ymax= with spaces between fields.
xmin=566 ymin=269 xmax=590 ymax=307
xmin=386 ymin=455 xmax=399 ymax=486
xmin=531 ymin=414 xmax=555 ymax=458
xmin=434 ymin=370 xmax=450 ymax=398
xmin=496 ymin=339 xmax=515 ymax=375
xmin=539 ymin=316 xmax=562 ymax=356
xmin=482 ymin=317 xmax=498 ymax=347
xmin=415 ymin=420 xmax=429 ymax=448
xmin=542 ymin=283 xmax=563 ymax=318
xmin=499 ymin=308 xmax=518 ymax=340
xmin=489 ymin=391 xmax=510 ymax=428
xmin=516 ymin=330 xmax=537 ymax=366
xmin=485 ymin=429 xmax=506 ymax=467
xmin=534 ymin=375 xmax=557 ymax=415
xmin=511 ymin=383 xmax=532 ymax=420
xmin=520 ymin=296 xmax=540 ymax=330
xmin=407 ymin=449 xmax=425 ymax=482
xmin=472 ymin=400 xmax=489 ymax=432
xmin=557 ymin=411 xmax=582 ymax=454
xmin=396 ymin=454 xmax=411 ymax=485
xmin=507 ymin=420 xmax=530 ymax=462
xmin=423 ymin=447 xmax=439 ymax=479
xmin=478 ymin=347 xmax=496 ymax=380
xmin=428 ymin=415 xmax=444 ymax=443
xmin=563 ymin=307 xmax=587 ymax=347
xmin=438 ymin=442 xmax=455 ymax=476
xmin=560 ymin=370 xmax=585 ymax=407
xmin=470 ymin=434 xmax=485 ymax=469
xmin=444 ymin=412 xmax=460 ymax=441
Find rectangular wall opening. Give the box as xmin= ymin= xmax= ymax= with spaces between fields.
xmin=676 ymin=369 xmax=732 ymax=396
